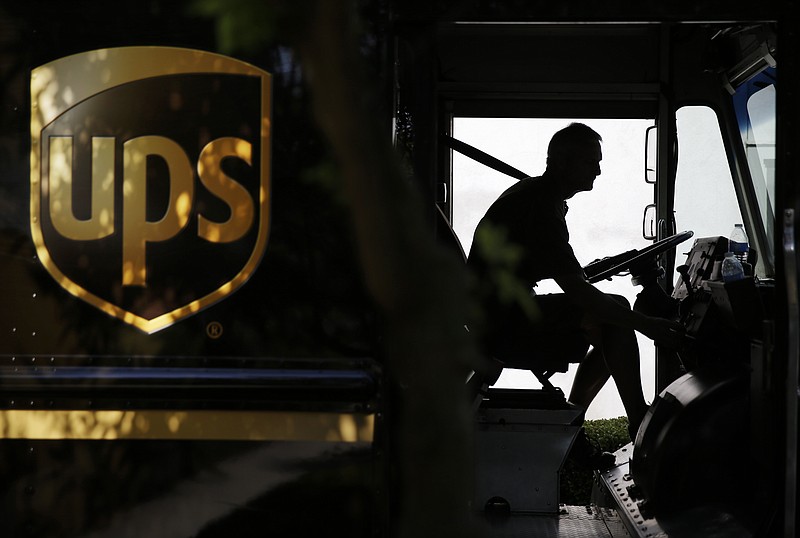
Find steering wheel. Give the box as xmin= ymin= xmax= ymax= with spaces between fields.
xmin=583 ymin=231 xmax=694 ymax=284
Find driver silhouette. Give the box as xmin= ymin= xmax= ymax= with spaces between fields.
xmin=467 ymin=123 xmax=684 ymax=466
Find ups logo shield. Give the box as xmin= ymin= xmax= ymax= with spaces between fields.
xmin=30 ymin=47 xmax=271 ymax=333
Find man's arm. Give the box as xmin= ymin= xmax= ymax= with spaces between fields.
xmin=554 ymin=272 xmax=684 ymax=348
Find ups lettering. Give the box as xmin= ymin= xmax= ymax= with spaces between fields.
xmin=31 ymin=47 xmax=271 ymax=333
xmin=48 ymin=135 xmax=254 ymax=286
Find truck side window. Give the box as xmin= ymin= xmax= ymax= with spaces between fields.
xmin=745 ymin=84 xmax=776 ymax=224
xmin=742 ymin=82 xmax=777 ymax=275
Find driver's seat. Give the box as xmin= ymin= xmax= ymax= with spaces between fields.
xmin=434 ymin=206 xmax=582 ymax=406
xmin=436 ymin=206 xmax=585 ymax=514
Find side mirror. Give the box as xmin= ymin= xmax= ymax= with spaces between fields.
xmin=645 ymin=125 xmax=657 ymax=184
xmin=642 ymin=204 xmax=657 ymax=240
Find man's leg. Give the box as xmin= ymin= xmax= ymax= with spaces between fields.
xmin=567 ymin=336 xmax=617 ymax=471
xmin=568 ymin=346 xmax=610 ymax=409
xmin=598 ymin=322 xmax=648 ymax=436
xmin=569 ymin=295 xmax=648 ymax=437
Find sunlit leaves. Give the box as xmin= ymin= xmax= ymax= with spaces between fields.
xmin=473 ymin=222 xmax=540 ymax=322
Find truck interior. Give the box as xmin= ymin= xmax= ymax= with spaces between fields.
xmin=392 ymin=11 xmax=795 ymax=537
xmin=0 ymin=3 xmax=796 ymax=538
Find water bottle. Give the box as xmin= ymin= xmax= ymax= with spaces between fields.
xmin=721 ymin=251 xmax=745 ymax=283
xmin=729 ymin=224 xmax=749 ymax=264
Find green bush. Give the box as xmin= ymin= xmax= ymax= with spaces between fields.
xmin=560 ymin=416 xmax=631 ymax=506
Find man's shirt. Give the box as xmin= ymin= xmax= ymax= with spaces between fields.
xmin=467 ymin=175 xmax=582 ymax=291
xmin=465 ymin=174 xmax=586 ymax=356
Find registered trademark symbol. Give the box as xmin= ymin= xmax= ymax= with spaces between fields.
xmin=206 ymin=321 xmax=224 ymax=339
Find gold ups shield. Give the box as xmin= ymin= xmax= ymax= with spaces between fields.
xmin=30 ymin=47 xmax=272 ymax=333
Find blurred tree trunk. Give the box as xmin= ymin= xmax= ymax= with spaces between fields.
xmin=290 ymin=2 xmax=479 ymax=536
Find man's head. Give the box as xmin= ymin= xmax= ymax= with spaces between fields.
xmin=546 ymin=123 xmax=603 ymax=197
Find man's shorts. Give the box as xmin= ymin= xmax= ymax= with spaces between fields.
xmin=483 ymin=293 xmax=590 ymax=372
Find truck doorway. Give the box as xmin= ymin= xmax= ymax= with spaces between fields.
xmin=451 ymin=117 xmax=655 ymax=420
